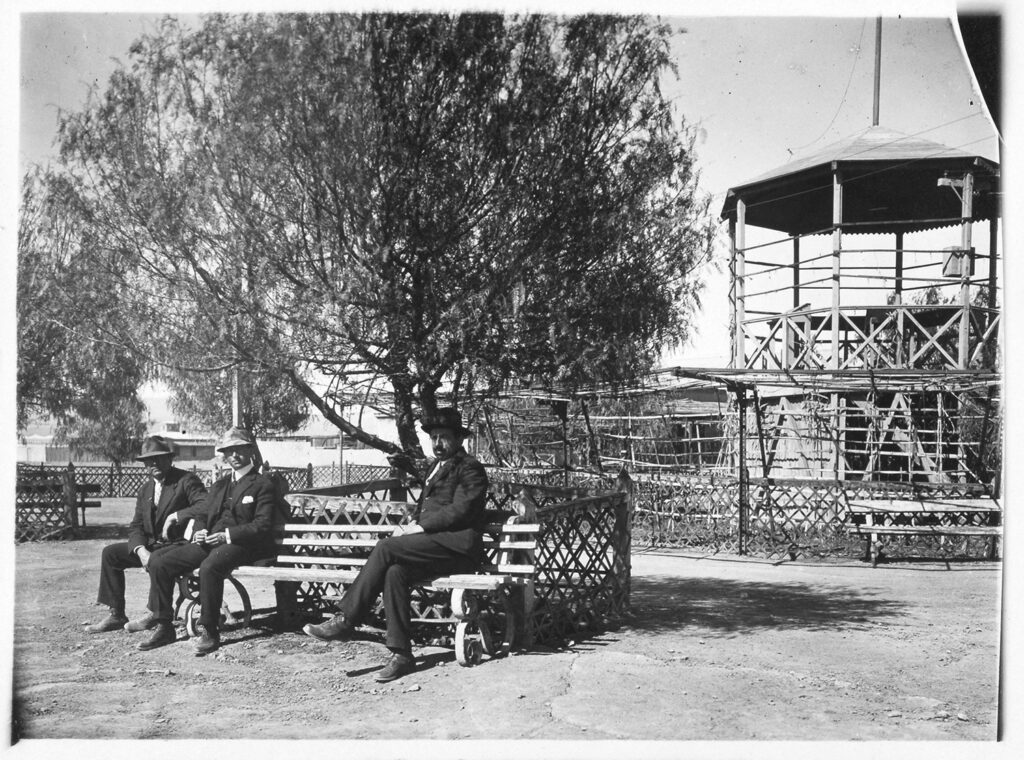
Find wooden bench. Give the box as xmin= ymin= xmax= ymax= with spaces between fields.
xmin=845 ymin=497 xmax=1002 ymax=567
xmin=176 ymin=508 xmax=540 ymax=667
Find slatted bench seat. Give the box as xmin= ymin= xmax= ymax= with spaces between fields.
xmin=176 ymin=515 xmax=540 ymax=666
xmin=845 ymin=498 xmax=1001 ymax=567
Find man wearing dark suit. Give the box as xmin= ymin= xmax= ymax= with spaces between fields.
xmin=85 ymin=436 xmax=207 ymax=635
xmin=304 ymin=407 xmax=489 ymax=682
xmin=137 ymin=427 xmax=281 ymax=655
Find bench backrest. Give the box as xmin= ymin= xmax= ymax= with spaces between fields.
xmin=272 ymin=520 xmax=541 ymax=578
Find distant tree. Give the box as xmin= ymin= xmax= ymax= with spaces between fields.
xmin=165 ymin=364 xmax=309 ymax=437
xmin=55 ymin=398 xmax=149 ymax=465
xmin=47 ymin=12 xmax=716 ymax=458
xmin=17 ymin=171 xmax=147 ymax=462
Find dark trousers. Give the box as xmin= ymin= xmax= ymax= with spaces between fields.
xmin=339 ymin=533 xmax=479 ymax=653
xmin=146 ymin=542 xmax=261 ymax=633
xmin=96 ymin=541 xmax=178 ymax=613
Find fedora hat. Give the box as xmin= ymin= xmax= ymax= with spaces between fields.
xmin=216 ymin=426 xmax=257 ymax=452
xmin=136 ymin=436 xmax=176 ymax=461
xmin=420 ymin=407 xmax=472 ymax=437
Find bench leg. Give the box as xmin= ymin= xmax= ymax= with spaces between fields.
xmin=274 ymin=581 xmax=303 ymax=628
xmin=870 ymin=537 xmax=885 ymax=568
xmin=451 ymin=589 xmax=486 ymax=667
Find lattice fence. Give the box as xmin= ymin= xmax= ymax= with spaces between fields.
xmin=15 ymin=477 xmax=72 ymax=542
xmin=14 ymin=461 xmax=393 ymax=497
xmin=488 ymin=466 xmax=997 ymax=562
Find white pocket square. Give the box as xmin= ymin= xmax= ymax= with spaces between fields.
xmin=242 ymin=495 xmax=254 ymax=504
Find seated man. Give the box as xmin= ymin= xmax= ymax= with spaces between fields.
xmin=304 ymin=407 xmax=489 ymax=682
xmin=86 ymin=436 xmax=206 ymax=634
xmin=137 ymin=427 xmax=281 ymax=654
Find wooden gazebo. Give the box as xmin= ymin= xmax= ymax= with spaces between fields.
xmin=717 ymin=124 xmax=1001 ymax=487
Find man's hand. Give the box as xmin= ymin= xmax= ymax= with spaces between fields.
xmin=161 ymin=512 xmax=179 ymax=540
xmin=137 ymin=547 xmax=152 ymax=570
xmin=192 ymin=529 xmax=208 ymax=544
xmin=392 ymin=522 xmax=424 ymax=538
xmin=203 ymin=531 xmax=228 ymax=546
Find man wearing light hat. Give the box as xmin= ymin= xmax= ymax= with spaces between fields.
xmin=137 ymin=426 xmax=282 ymax=654
xmin=85 ymin=435 xmax=207 ymax=635
xmin=304 ymin=407 xmax=489 ymax=682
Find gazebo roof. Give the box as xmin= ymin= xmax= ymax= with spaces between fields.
xmin=720 ymin=126 xmax=1000 ymax=236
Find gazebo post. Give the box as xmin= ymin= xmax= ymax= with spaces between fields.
xmin=831 ymin=168 xmax=843 ymax=370
xmin=895 ymin=231 xmax=904 ymax=365
xmin=733 ymin=201 xmax=747 ymax=369
xmin=958 ymin=172 xmax=975 ymax=369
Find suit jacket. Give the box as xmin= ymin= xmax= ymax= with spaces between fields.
xmin=194 ymin=470 xmax=281 ymax=556
xmin=414 ymin=449 xmax=489 ymax=556
xmin=127 ymin=467 xmax=207 ymax=552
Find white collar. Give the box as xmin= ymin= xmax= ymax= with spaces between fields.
xmin=232 ymin=462 xmax=256 ymax=481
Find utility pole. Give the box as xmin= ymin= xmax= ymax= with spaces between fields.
xmin=873 ymin=16 xmax=882 ymax=126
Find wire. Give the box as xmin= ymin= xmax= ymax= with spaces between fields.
xmin=786 ymin=18 xmax=868 ymax=155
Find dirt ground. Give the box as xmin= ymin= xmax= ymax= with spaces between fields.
xmin=6 ymin=497 xmax=1007 ymax=751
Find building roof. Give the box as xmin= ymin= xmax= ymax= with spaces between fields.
xmin=720 ymin=125 xmax=1000 ymax=236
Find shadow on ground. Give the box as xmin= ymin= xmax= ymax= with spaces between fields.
xmin=72 ymin=525 xmax=131 ymax=541
xmin=626 ymin=574 xmax=907 ymax=637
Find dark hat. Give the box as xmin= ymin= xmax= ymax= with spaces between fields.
xmin=216 ymin=426 xmax=257 ymax=452
xmin=420 ymin=407 xmax=472 ymax=437
xmin=136 ymin=436 xmax=176 ymax=461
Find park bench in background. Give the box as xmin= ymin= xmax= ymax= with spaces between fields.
xmin=845 ymin=496 xmax=1001 ymax=567
xmin=73 ymin=482 xmax=103 ymax=526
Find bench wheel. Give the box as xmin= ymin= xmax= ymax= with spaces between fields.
xmin=183 ymin=577 xmax=253 ymax=637
xmin=455 ymin=621 xmax=485 ymax=667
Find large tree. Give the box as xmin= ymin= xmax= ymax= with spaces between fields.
xmin=43 ymin=12 xmax=715 ymax=458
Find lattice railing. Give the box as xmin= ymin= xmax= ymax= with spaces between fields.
xmin=531 ymin=491 xmax=631 ymax=644
xmin=742 ymin=304 xmax=1000 ymax=372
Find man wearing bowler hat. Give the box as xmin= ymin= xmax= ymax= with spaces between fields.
xmin=304 ymin=407 xmax=489 ymax=682
xmin=138 ymin=426 xmax=282 ymax=654
xmin=85 ymin=435 xmax=207 ymax=635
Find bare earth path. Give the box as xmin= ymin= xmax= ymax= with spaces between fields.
xmin=8 ymin=498 xmax=1004 ymax=750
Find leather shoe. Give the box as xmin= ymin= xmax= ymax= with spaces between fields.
xmin=137 ymin=622 xmax=176 ymax=651
xmin=374 ymin=652 xmax=416 ymax=682
xmin=192 ymin=625 xmax=220 ymax=655
xmin=303 ymin=613 xmax=354 ymax=641
xmin=124 ymin=611 xmax=157 ymax=633
xmin=85 ymin=610 xmax=129 ymax=634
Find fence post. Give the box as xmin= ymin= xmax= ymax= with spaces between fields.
xmin=306 ymin=463 xmax=313 ymax=489
xmin=615 ymin=467 xmax=635 ymax=610
xmin=109 ymin=462 xmax=116 ymax=498
xmin=62 ymin=462 xmax=79 ymax=530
